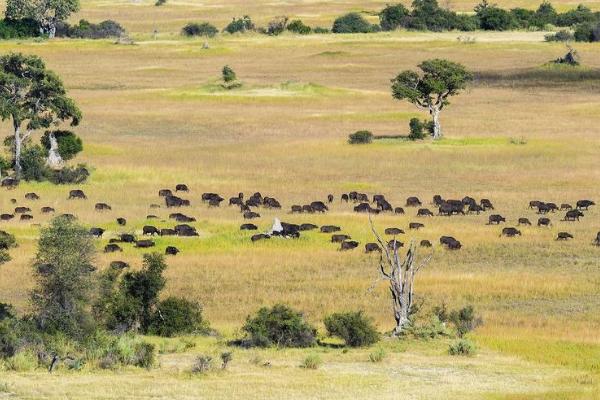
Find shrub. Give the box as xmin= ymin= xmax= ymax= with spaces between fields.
xmin=409 ymin=118 xmax=426 ymax=140
xmin=20 ymin=145 xmax=49 ymax=182
xmin=224 ymin=16 xmax=254 ymax=34
xmin=313 ymin=26 xmax=330 ymax=34
xmin=574 ymin=22 xmax=600 ymax=42
xmin=368 ymin=347 xmax=386 ymax=362
xmin=220 ymin=351 xmax=232 ymax=369
xmin=532 ymin=1 xmax=558 ymax=29
xmin=348 ymin=130 xmax=373 ymax=144
xmin=192 ymin=355 xmax=213 ymax=373
xmin=379 ymin=4 xmax=409 ymax=31
xmin=47 ymin=164 xmax=90 ymax=185
xmin=448 ymin=339 xmax=476 ymax=356
xmin=300 ymin=354 xmax=322 ymax=369
xmin=4 ymin=349 xmax=38 ymax=371
xmin=222 ymin=65 xmax=237 ymax=83
xmin=134 ymin=342 xmax=156 ymax=369
xmin=266 ymin=16 xmax=288 ymax=36
xmin=182 ymin=22 xmax=218 ymax=37
xmin=287 ymin=19 xmax=311 ymax=34
xmin=60 ymin=19 xmax=125 ymax=39
xmin=148 ymin=297 xmax=209 ymax=337
xmin=241 ymin=304 xmax=316 ymax=348
xmin=155 ymin=0 xmax=166 ymax=5
xmin=449 ymin=305 xmax=482 ymax=337
xmin=405 ymin=315 xmax=451 ymax=339
xmin=0 ymin=231 xmax=16 ymax=251
xmin=510 ymin=8 xmax=536 ymax=28
xmin=556 ymin=5 xmax=597 ymax=27
xmin=324 ymin=311 xmax=380 ymax=347
xmin=544 ymin=30 xmax=575 ymax=42
xmin=332 ymin=13 xmax=377 ymax=33
xmin=0 ymin=18 xmax=39 ymax=39
xmin=0 ymin=304 xmax=13 ymax=322
xmin=41 ymin=130 xmax=83 ymax=161
xmin=477 ymin=6 xmax=515 ymax=31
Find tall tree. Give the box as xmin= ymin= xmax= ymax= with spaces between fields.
xmin=0 ymin=53 xmax=81 ymax=179
xmin=391 ymin=59 xmax=472 ymax=140
xmin=5 ymin=0 xmax=80 ymax=38
xmin=31 ymin=216 xmax=96 ymax=338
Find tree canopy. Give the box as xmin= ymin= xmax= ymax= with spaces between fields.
xmin=6 ymin=0 xmax=80 ymax=38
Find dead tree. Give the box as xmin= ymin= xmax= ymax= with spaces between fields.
xmin=369 ymin=215 xmax=432 ymax=336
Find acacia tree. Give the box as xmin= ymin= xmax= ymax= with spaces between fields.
xmin=369 ymin=216 xmax=432 ymax=336
xmin=0 ymin=53 xmax=81 ymax=179
xmin=391 ymin=59 xmax=472 ymax=140
xmin=6 ymin=0 xmax=80 ymax=38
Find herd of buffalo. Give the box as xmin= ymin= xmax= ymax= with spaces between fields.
xmin=0 ymin=184 xmax=599 ymax=260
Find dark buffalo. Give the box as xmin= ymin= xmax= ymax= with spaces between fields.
xmin=365 ymin=243 xmax=381 ymax=253
xmin=41 ymin=207 xmax=55 ymax=214
xmin=135 ymin=240 xmax=155 ymax=248
xmin=0 ymin=214 xmax=13 ymax=221
xmin=147 ymin=215 xmax=159 ymax=219
xmin=537 ymin=217 xmax=552 ymax=227
xmin=394 ymin=207 xmax=405 ymax=215
xmin=384 ymin=228 xmax=404 ymax=236
xmin=159 ymin=189 xmax=173 ymax=197
xmin=417 ymin=208 xmax=434 ymax=217
xmin=175 ymin=224 xmax=198 ymax=237
xmin=518 ymin=218 xmax=531 ymax=226
xmin=229 ymin=197 xmax=243 ymax=206
xmin=120 ymin=233 xmax=136 ymax=243
xmin=432 ymin=195 xmax=444 ymax=206
xmin=447 ymin=240 xmax=462 ymax=250
xmin=577 ymin=200 xmax=595 ymax=210
xmin=150 ymin=204 xmax=161 ymax=209
xmin=354 ymin=203 xmax=373 ymax=213
xmin=161 ymin=228 xmax=177 ymax=236
xmin=143 ymin=226 xmax=160 ymax=236
xmin=68 ymin=190 xmax=86 ymax=200
xmin=439 ymin=202 xmax=464 ymax=216
xmin=104 ymin=244 xmax=122 ymax=253
xmin=488 ymin=215 xmax=506 ymax=225
xmin=251 ymin=234 xmax=270 ymax=242
xmin=340 ymin=241 xmax=359 ymax=251
xmin=376 ymin=199 xmax=393 ymax=212
xmin=406 ymin=197 xmax=422 ymax=207
xmin=409 ymin=222 xmax=424 ymax=230
xmin=1 ymin=177 xmax=18 ymax=188
xmin=440 ymin=236 xmax=457 ymax=246
xmin=302 ymin=205 xmax=314 ymax=213
xmin=89 ymin=227 xmax=105 ymax=238
xmin=556 ymin=232 xmax=573 ymax=241
xmin=387 ymin=239 xmax=404 ymax=250
xmin=320 ymin=225 xmax=341 ymax=233
xmin=20 ymin=214 xmax=33 ymax=221
xmin=480 ymin=199 xmax=494 ymax=210
xmin=462 ymin=196 xmax=477 ymax=207
xmin=529 ymin=200 xmax=542 ymax=209
xmin=116 ymin=217 xmax=127 ymax=226
xmin=420 ymin=240 xmax=432 ymax=247
xmin=299 ymin=223 xmax=318 ymax=231
xmin=241 ymin=223 xmax=258 ymax=230
xmin=560 ymin=203 xmax=572 ymax=210
xmin=95 ymin=203 xmax=111 ymax=211
xmin=310 ymin=201 xmax=328 ymax=213
xmin=341 ymin=194 xmax=349 ymax=202
xmin=243 ymin=211 xmax=260 ymax=219
xmin=467 ymin=204 xmax=483 ymax=214
xmin=169 ymin=213 xmax=196 ymax=222
xmin=176 ymin=184 xmax=189 ymax=192
xmin=564 ymin=210 xmax=584 ymax=221
xmin=59 ymin=214 xmax=77 ymax=221
xmin=327 ymin=194 xmax=334 ymax=203
xmin=165 ymin=195 xmax=190 ymax=208
xmin=25 ymin=192 xmax=39 ymax=200
xmin=501 ymin=227 xmax=521 ymax=237
xmin=14 ymin=207 xmax=31 ymax=214
xmin=110 ymin=261 xmax=129 ymax=270
xmin=291 ymin=205 xmax=302 ymax=213
xmin=165 ymin=246 xmax=180 ymax=255
xmin=208 ymin=197 xmax=224 ymax=207
xmin=331 ymin=234 xmax=351 ymax=243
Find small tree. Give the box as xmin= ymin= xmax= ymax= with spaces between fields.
xmin=6 ymin=0 xmax=80 ymax=38
xmin=0 ymin=53 xmax=81 ymax=179
xmin=324 ymin=311 xmax=380 ymax=347
xmin=369 ymin=215 xmax=432 ymax=336
xmin=332 ymin=13 xmax=377 ymax=33
xmin=41 ymin=130 xmax=83 ymax=161
xmin=222 ymin=65 xmax=237 ymax=83
xmin=242 ymin=304 xmax=316 ymax=348
xmin=31 ymin=216 xmax=97 ymax=339
xmin=391 ymin=59 xmax=472 ymax=140
xmin=379 ymin=4 xmax=409 ymax=31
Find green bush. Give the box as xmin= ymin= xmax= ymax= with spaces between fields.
xmin=544 ymin=30 xmax=575 ymax=42
xmin=224 ymin=16 xmax=255 ymax=34
xmin=21 ymin=145 xmax=49 ymax=182
xmin=58 ymin=19 xmax=125 ymax=39
xmin=149 ymin=297 xmax=209 ymax=337
xmin=379 ymin=4 xmax=409 ymax=31
xmin=155 ymin=0 xmax=166 ymax=5
xmin=222 ymin=65 xmax=237 ymax=83
xmin=332 ymin=13 xmax=378 ymax=33
xmin=0 ymin=304 xmax=13 ymax=322
xmin=0 ymin=18 xmax=39 ymax=39
xmin=4 ymin=349 xmax=38 ymax=371
xmin=220 ymin=351 xmax=232 ymax=369
xmin=324 ymin=311 xmax=380 ymax=347
xmin=0 ymin=231 xmax=16 ymax=251
xmin=556 ymin=5 xmax=597 ymax=27
xmin=300 ymin=353 xmax=322 ymax=369
xmin=287 ymin=19 xmax=311 ymax=34
xmin=41 ymin=130 xmax=83 ymax=161
xmin=47 ymin=164 xmax=90 ymax=185
xmin=265 ymin=16 xmax=289 ymax=36
xmin=182 ymin=22 xmax=218 ymax=37
xmin=408 ymin=118 xmax=426 ymax=140
xmin=313 ymin=26 xmax=330 ymax=34
xmin=477 ymin=6 xmax=515 ymax=31
xmin=241 ymin=304 xmax=316 ymax=348
xmin=448 ymin=339 xmax=476 ymax=356
xmin=348 ymin=130 xmax=373 ymax=144
xmin=404 ymin=315 xmax=451 ymax=339
xmin=192 ymin=355 xmax=213 ymax=373
xmin=449 ymin=305 xmax=482 ymax=337
xmin=368 ymin=347 xmax=387 ymax=362
xmin=574 ymin=22 xmax=600 ymax=42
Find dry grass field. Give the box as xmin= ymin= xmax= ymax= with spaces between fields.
xmin=0 ymin=0 xmax=600 ymax=399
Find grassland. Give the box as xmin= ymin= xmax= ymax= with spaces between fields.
xmin=0 ymin=0 xmax=600 ymax=398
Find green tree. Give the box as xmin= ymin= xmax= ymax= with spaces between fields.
xmin=379 ymin=4 xmax=409 ymax=31
xmin=31 ymin=216 xmax=97 ymax=339
xmin=391 ymin=59 xmax=472 ymax=140
xmin=41 ymin=130 xmax=83 ymax=161
xmin=6 ymin=0 xmax=80 ymax=38
xmin=0 ymin=53 xmax=81 ymax=179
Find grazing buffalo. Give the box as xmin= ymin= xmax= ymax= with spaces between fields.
xmin=384 ymin=228 xmax=404 ymax=236
xmin=244 ymin=211 xmax=260 ymax=219
xmin=327 ymin=194 xmax=334 ymax=203
xmin=229 ymin=197 xmax=243 ymax=206
xmin=246 ymin=198 xmax=261 ymax=208
xmin=538 ymin=203 xmax=558 ymax=214
xmin=117 ymin=218 xmax=127 ymax=226
xmin=104 ymin=244 xmax=122 ymax=253
xmin=556 ymin=232 xmax=573 ymax=241
xmin=68 ymin=190 xmax=87 ymax=200
xmin=331 ymin=234 xmax=351 ymax=243
xmin=373 ymin=194 xmax=386 ymax=204
xmin=20 ymin=214 xmax=33 ymax=221
xmin=529 ymin=200 xmax=542 ymax=209
xmin=176 ymin=184 xmax=189 ymax=192
xmin=387 ymin=239 xmax=404 ymax=250
xmin=439 ymin=202 xmax=464 ymax=216
xmin=365 ymin=243 xmax=381 ymax=253
xmin=537 ymin=217 xmax=552 ymax=227
xmin=394 ymin=207 xmax=405 ymax=215
xmin=310 ymin=201 xmax=328 ymax=213
xmin=41 ymin=207 xmax=55 ymax=214
xmin=241 ymin=223 xmax=258 ymax=231
xmin=0 ymin=214 xmax=13 ymax=221
xmin=447 ymin=240 xmax=462 ymax=250
xmin=120 ymin=233 xmax=136 ymax=243
xmin=518 ymin=218 xmax=532 ymax=226
xmin=409 ymin=222 xmax=424 ymax=230
xmin=594 ymin=232 xmax=600 ymax=246
xmin=301 ymin=205 xmax=314 ymax=213
xmin=320 ymin=225 xmax=341 ymax=233
xmin=291 ymin=205 xmax=302 ymax=213
xmin=110 ymin=261 xmax=129 ymax=270
xmin=480 ymin=199 xmax=494 ymax=210
xmin=251 ymin=234 xmax=270 ymax=242
xmin=169 ymin=213 xmax=196 ymax=222
xmin=467 ymin=204 xmax=483 ymax=214
xmin=440 ymin=236 xmax=458 ymax=246
xmin=341 ymin=194 xmax=349 ymax=202
xmin=161 ymin=228 xmax=177 ymax=236
xmin=208 ymin=197 xmax=224 ymax=207
xmin=564 ymin=210 xmax=584 ymax=221
xmin=165 ymin=246 xmax=180 ymax=255
xmin=406 ymin=197 xmax=422 ymax=207
xmin=143 ymin=226 xmax=160 ymax=236
xmin=417 ymin=208 xmax=434 ymax=217
xmin=1 ymin=177 xmax=18 ymax=188
xmin=462 ymin=197 xmax=477 ymax=207
xmin=147 ymin=215 xmax=158 ymax=219
xmin=135 ymin=240 xmax=155 ymax=248
xmin=354 ymin=203 xmax=374 ymax=213
xmin=175 ymin=224 xmax=198 ymax=237
xmin=501 ymin=227 xmax=521 ymax=237
xmin=488 ymin=215 xmax=506 ymax=225
xmin=576 ymin=200 xmax=595 ymax=210
xmin=25 ymin=193 xmax=39 ymax=200
xmin=95 ymin=203 xmax=112 ymax=211
xmin=560 ymin=203 xmax=572 ymax=210
xmin=89 ymin=227 xmax=105 ymax=238
xmin=14 ymin=207 xmax=31 ymax=214
xmin=340 ymin=241 xmax=359 ymax=251
xmin=299 ymin=223 xmax=318 ymax=231
xmin=420 ymin=240 xmax=432 ymax=248
xmin=376 ymin=199 xmax=393 ymax=212
xmin=432 ymin=195 xmax=444 ymax=206
xmin=159 ymin=189 xmax=173 ymax=197
xmin=165 ymin=195 xmax=190 ymax=208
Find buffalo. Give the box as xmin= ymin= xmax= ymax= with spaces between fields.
xmin=25 ymin=192 xmax=39 ymax=200
xmin=560 ymin=203 xmax=572 ymax=210
xmin=432 ymin=195 xmax=444 ymax=206
xmin=488 ymin=215 xmax=506 ymax=225
xmin=480 ymin=199 xmax=494 ymax=210
xmin=229 ymin=197 xmax=243 ymax=206
xmin=176 ymin=184 xmax=189 ymax=192
xmin=0 ymin=214 xmax=13 ymax=221
xmin=89 ymin=227 xmax=105 ymax=238
xmin=110 ymin=261 xmax=129 ymax=270
xmin=143 ymin=226 xmax=160 ymax=236
xmin=68 ymin=190 xmax=87 ymax=200
xmin=104 ymin=244 xmax=122 ymax=253
xmin=135 ymin=240 xmax=155 ymax=248
xmin=120 ymin=233 xmax=136 ymax=243
xmin=387 ymin=239 xmax=404 ymax=250
xmin=340 ymin=241 xmax=359 ymax=251
xmin=420 ymin=240 xmax=432 ymax=247
xmin=394 ymin=207 xmax=405 ymax=215
xmin=165 ymin=195 xmax=190 ymax=208
xmin=341 ymin=194 xmax=349 ymax=202
xmin=159 ymin=189 xmax=173 ymax=197
xmin=310 ymin=201 xmax=328 ymax=213
xmin=327 ymin=194 xmax=334 ymax=203
xmin=537 ymin=217 xmax=552 ymax=227
xmin=165 ymin=246 xmax=180 ymax=255
xmin=41 ymin=207 xmax=55 ymax=214
xmin=577 ymin=200 xmax=595 ymax=210
xmin=365 ymin=243 xmax=381 ymax=253
xmin=417 ymin=208 xmax=434 ymax=217
xmin=518 ymin=218 xmax=531 ymax=226
xmin=409 ymin=222 xmax=424 ymax=230
xmin=302 ymin=205 xmax=314 ymax=213
xmin=406 ymin=197 xmax=422 ymax=207
xmin=320 ymin=225 xmax=341 ymax=233
xmin=169 ymin=213 xmax=196 ymax=222
xmin=14 ymin=207 xmax=31 ymax=214
xmin=208 ymin=197 xmax=224 ymax=207
xmin=20 ymin=214 xmax=33 ymax=221
xmin=147 ymin=215 xmax=158 ymax=219
xmin=354 ymin=203 xmax=374 ymax=213
xmin=467 ymin=204 xmax=483 ymax=214
xmin=291 ymin=205 xmax=302 ymax=213
xmin=161 ymin=228 xmax=177 ymax=236
xmin=556 ymin=232 xmax=573 ymax=241
xmin=95 ymin=203 xmax=111 ymax=211
xmin=564 ymin=210 xmax=584 ymax=221
xmin=117 ymin=217 xmax=127 ymax=226
xmin=331 ymin=234 xmax=351 ymax=243
xmin=175 ymin=224 xmax=198 ymax=237
xmin=240 ymin=223 xmax=258 ymax=230
xmin=501 ymin=227 xmax=521 ymax=237
xmin=384 ymin=228 xmax=404 ymax=236
xmin=251 ymin=234 xmax=270 ymax=242
xmin=243 ymin=211 xmax=260 ymax=219
xmin=299 ymin=223 xmax=318 ymax=231
xmin=1 ymin=177 xmax=18 ymax=188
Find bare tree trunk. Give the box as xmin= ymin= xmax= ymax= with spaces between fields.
xmin=430 ymin=106 xmax=442 ymax=140
xmin=46 ymin=132 xmax=64 ymax=169
xmin=14 ymin=124 xmax=22 ymax=179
